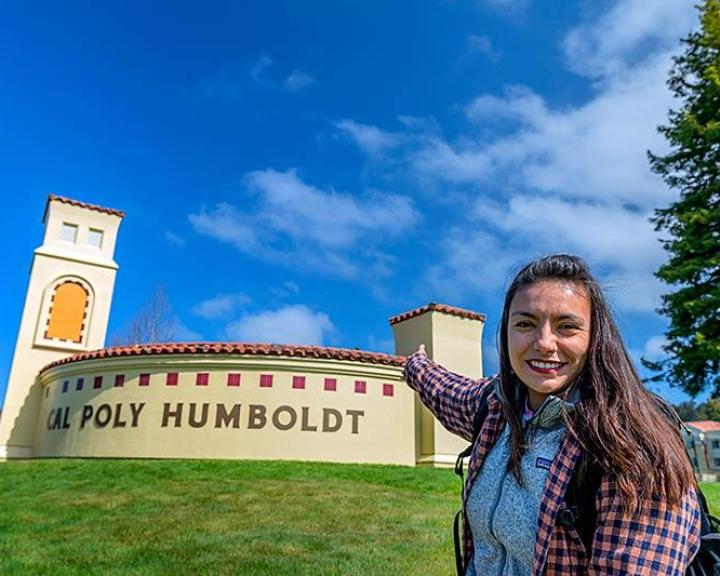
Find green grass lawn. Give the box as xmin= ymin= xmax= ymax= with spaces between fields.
xmin=1 ymin=459 xmax=718 ymax=576
xmin=0 ymin=459 xmax=460 ymax=576
xmin=699 ymin=481 xmax=720 ymax=516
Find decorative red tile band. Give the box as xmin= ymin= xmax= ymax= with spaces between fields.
xmin=55 ymin=371 xmax=398 ymax=397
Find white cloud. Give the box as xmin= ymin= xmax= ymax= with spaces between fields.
xmin=493 ymin=196 xmax=663 ymax=269
xmin=284 ymin=70 xmax=315 ymax=91
xmin=226 ymin=305 xmax=334 ymax=345
xmin=250 ymin=54 xmax=273 ymax=83
xmin=269 ymin=281 xmax=301 ymax=300
xmin=426 ymin=54 xmax=677 ymax=206
xmin=425 ymin=229 xmax=521 ymax=300
xmin=243 ymin=169 xmax=417 ymax=249
xmin=466 ymin=34 xmax=502 ymax=63
xmin=335 ymin=119 xmax=403 ymax=156
xmin=464 ymin=85 xmax=546 ymax=125
xmin=643 ymin=334 xmax=669 ymax=360
xmin=252 ymin=56 xmax=315 ymax=91
xmin=367 ymin=334 xmax=395 ymax=355
xmin=563 ymin=0 xmax=697 ymax=80
xmin=164 ymin=230 xmax=185 ymax=246
xmin=188 ymin=203 xmax=261 ymax=252
xmin=189 ymin=169 xmax=418 ymax=278
xmin=192 ymin=293 xmax=252 ymax=320
xmin=172 ymin=317 xmax=203 ymax=341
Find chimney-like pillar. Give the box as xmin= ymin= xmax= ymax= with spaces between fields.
xmin=390 ymin=303 xmax=485 ymax=467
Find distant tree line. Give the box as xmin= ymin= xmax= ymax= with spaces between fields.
xmin=674 ymin=398 xmax=720 ymax=422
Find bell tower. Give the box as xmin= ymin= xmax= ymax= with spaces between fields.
xmin=0 ymin=195 xmax=124 ymax=459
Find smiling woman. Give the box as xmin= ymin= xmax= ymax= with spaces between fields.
xmin=404 ymin=254 xmax=701 ymax=576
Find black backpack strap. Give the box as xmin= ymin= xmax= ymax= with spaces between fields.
xmin=452 ymin=399 xmax=490 ymax=576
xmin=453 ymin=509 xmax=465 ymax=576
xmin=562 ymin=455 xmax=602 ymax=553
xmin=454 ymin=399 xmax=490 ymax=483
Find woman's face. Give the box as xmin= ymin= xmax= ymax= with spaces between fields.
xmin=507 ymin=280 xmax=591 ymax=410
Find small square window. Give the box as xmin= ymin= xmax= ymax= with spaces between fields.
xmin=76 ymin=378 xmax=84 ymax=391
xmin=227 ymin=373 xmax=241 ymax=387
xmin=166 ymin=373 xmax=178 ymax=386
xmin=324 ymin=378 xmax=337 ymax=392
xmin=383 ymin=384 xmax=394 ymax=397
xmin=196 ymin=373 xmax=209 ymax=386
xmin=62 ymin=380 xmax=69 ymax=393
xmin=114 ymin=374 xmax=125 ymax=387
xmin=88 ymin=228 xmax=104 ymax=248
xmin=292 ymin=376 xmax=306 ymax=389
xmin=260 ymin=374 xmax=273 ymax=388
xmin=139 ymin=373 xmax=150 ymax=386
xmin=354 ymin=380 xmax=366 ymax=394
xmin=61 ymin=223 xmax=78 ymax=243
xmin=93 ymin=376 xmax=103 ymax=389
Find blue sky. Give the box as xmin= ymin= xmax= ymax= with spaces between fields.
xmin=0 ymin=0 xmax=705 ymax=406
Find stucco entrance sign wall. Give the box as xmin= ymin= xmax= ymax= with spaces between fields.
xmin=34 ymin=344 xmax=413 ymax=465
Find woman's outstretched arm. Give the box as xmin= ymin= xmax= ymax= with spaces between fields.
xmin=403 ymin=344 xmax=497 ymax=442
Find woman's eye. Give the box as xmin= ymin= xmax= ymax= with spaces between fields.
xmin=514 ymin=321 xmax=533 ymax=328
xmin=559 ymin=324 xmax=579 ymax=331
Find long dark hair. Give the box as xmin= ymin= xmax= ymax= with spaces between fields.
xmin=498 ymin=254 xmax=695 ymax=512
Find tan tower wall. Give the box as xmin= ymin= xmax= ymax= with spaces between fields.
xmin=391 ymin=305 xmax=485 ymax=467
xmin=0 ymin=197 xmax=123 ymax=459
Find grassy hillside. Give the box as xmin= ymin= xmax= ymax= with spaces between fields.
xmin=0 ymin=459 xmax=459 ymax=575
xmin=1 ymin=459 xmax=718 ymax=575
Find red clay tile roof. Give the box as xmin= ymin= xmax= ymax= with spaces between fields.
xmin=389 ymin=302 xmax=486 ymax=325
xmin=685 ymin=420 xmax=720 ymax=432
xmin=47 ymin=194 xmax=125 ymax=218
xmin=41 ymin=342 xmax=405 ymax=374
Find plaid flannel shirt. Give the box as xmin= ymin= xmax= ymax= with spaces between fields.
xmin=403 ymin=352 xmax=701 ymax=576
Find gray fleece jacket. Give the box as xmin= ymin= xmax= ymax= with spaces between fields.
xmin=465 ymin=382 xmax=576 ymax=576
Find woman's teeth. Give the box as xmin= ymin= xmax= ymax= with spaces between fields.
xmin=529 ymin=360 xmax=563 ymax=369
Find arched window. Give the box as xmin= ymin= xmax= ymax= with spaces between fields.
xmin=45 ymin=281 xmax=89 ymax=343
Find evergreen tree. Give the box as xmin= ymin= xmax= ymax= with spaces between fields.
xmin=697 ymin=398 xmax=720 ymax=421
xmin=674 ymin=400 xmax=700 ymax=421
xmin=645 ymin=0 xmax=720 ymax=396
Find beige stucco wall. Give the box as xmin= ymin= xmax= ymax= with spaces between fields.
xmin=34 ymin=354 xmax=414 ymax=465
